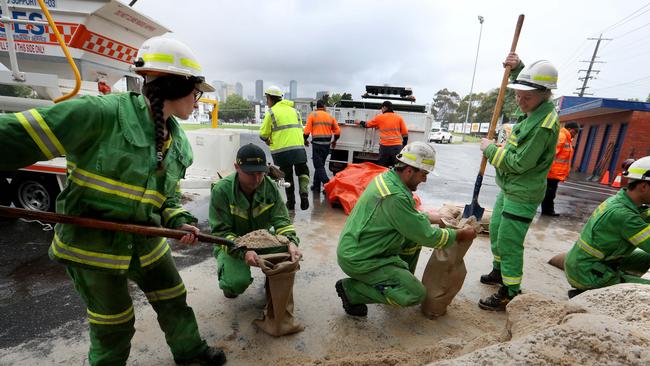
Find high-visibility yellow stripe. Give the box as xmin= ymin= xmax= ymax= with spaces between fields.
xmin=142 ymin=53 xmax=174 ymax=64
xmin=374 ymin=176 xmax=388 ymax=197
xmin=576 ymin=238 xmax=605 ymax=259
xmin=541 ymin=111 xmax=558 ymax=129
xmin=494 ymin=255 xmax=501 ymax=262
xmin=180 ymin=58 xmax=201 ymax=71
xmin=502 ymin=274 xmax=522 ymax=285
xmin=629 ymin=225 xmax=650 ymax=246
xmin=378 ymin=175 xmax=390 ymax=195
xmin=494 ymin=148 xmax=506 ymax=168
xmin=434 ymin=229 xmax=449 ymax=248
xmin=386 ymin=297 xmax=401 ymax=307
xmin=532 ymin=74 xmax=558 ymax=82
xmin=276 ymin=225 xmax=295 ymax=235
xmin=139 ymin=238 xmax=169 ymax=267
xmin=400 ymin=245 xmax=422 ymax=255
xmin=87 ymin=306 xmax=134 ymax=325
xmin=162 ymin=208 xmax=186 ymax=225
xmin=229 ymin=205 xmax=248 ymax=220
xmin=252 ymin=203 xmax=275 ymax=218
xmin=29 ymin=109 xmax=65 ymax=156
xmin=15 ymin=112 xmax=55 ymax=159
xmin=145 ymin=283 xmax=186 ymax=302
xmin=51 ymin=234 xmax=131 ymax=270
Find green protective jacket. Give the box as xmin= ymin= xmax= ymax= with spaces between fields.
xmin=0 ymin=93 xmax=197 ymax=274
xmin=209 ymin=172 xmax=299 ymax=258
xmin=259 ymin=99 xmax=305 ymax=153
xmin=337 ymin=170 xmax=457 ymax=274
xmin=565 ymin=189 xmax=650 ymax=289
xmin=483 ymin=99 xmax=559 ymax=204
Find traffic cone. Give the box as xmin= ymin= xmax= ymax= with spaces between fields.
xmin=599 ymin=170 xmax=610 ymax=185
xmin=611 ymin=172 xmax=623 ymax=188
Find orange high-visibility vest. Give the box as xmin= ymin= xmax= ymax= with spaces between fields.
xmin=304 ymin=109 xmax=340 ymax=144
xmin=366 ymin=112 xmax=408 ymax=146
xmin=548 ymin=127 xmax=574 ymax=181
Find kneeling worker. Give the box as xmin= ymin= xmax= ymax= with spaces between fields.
xmin=335 ymin=142 xmax=477 ymax=316
xmin=564 ymin=156 xmax=650 ymax=297
xmin=209 ymin=144 xmax=302 ymax=298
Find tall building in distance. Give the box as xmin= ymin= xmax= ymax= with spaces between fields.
xmin=316 ymin=91 xmax=330 ymax=100
xmin=235 ymin=82 xmax=243 ymax=97
xmin=255 ymin=80 xmax=264 ymax=102
xmin=290 ymin=80 xmax=297 ymax=100
xmin=212 ymin=80 xmax=225 ymax=102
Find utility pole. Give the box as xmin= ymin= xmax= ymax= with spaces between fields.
xmin=575 ymin=34 xmax=611 ymax=97
xmin=462 ymin=15 xmax=484 ymax=141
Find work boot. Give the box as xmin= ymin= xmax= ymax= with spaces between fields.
xmin=300 ymin=192 xmax=309 ymax=210
xmin=222 ymin=290 xmax=238 ymax=299
xmin=310 ymin=184 xmax=321 ymax=193
xmin=175 ymin=346 xmax=227 ymax=366
xmin=335 ymin=280 xmax=367 ymax=317
xmin=286 ymin=200 xmax=295 ymax=211
xmin=479 ymin=268 xmax=502 ymax=286
xmin=567 ymin=288 xmax=585 ymax=299
xmin=478 ymin=285 xmax=515 ymax=311
xmin=541 ymin=211 xmax=560 ymax=217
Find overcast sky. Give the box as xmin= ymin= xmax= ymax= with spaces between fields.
xmin=131 ymin=0 xmax=650 ymax=103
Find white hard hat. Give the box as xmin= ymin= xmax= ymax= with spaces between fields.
xmin=623 ymin=156 xmax=650 ymax=182
xmin=133 ymin=36 xmax=215 ymax=92
xmin=264 ymin=85 xmax=284 ymax=97
xmin=396 ymin=141 xmax=437 ymax=172
xmin=508 ymin=60 xmax=558 ymax=91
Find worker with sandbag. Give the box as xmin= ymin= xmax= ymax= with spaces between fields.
xmin=209 ymin=143 xmax=304 ymax=336
xmin=0 ymin=36 xmax=226 ymax=366
xmin=478 ymin=52 xmax=560 ymax=311
xmin=564 ymin=156 xmax=650 ymax=298
xmin=335 ymin=141 xmax=478 ymax=317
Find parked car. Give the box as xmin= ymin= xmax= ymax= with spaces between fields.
xmin=429 ymin=128 xmax=453 ymax=143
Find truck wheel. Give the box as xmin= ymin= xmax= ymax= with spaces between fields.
xmin=10 ymin=173 xmax=60 ymax=212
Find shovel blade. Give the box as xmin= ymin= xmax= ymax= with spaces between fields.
xmin=462 ymin=202 xmax=484 ymax=221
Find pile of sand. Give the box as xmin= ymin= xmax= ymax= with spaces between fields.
xmin=233 ymin=229 xmax=290 ymax=249
xmin=427 ymin=284 xmax=650 ymax=365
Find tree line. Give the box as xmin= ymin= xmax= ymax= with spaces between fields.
xmin=431 ymin=87 xmax=520 ymax=127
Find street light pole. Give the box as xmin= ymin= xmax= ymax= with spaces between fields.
xmin=462 ymin=15 xmax=484 ymax=141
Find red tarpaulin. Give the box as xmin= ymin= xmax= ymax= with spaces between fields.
xmin=324 ymin=162 xmax=420 ymax=215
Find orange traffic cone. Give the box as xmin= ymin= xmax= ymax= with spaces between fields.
xmin=599 ymin=170 xmax=610 ymax=185
xmin=611 ymin=172 xmax=622 ymax=188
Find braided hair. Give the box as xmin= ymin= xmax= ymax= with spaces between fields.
xmin=142 ymin=75 xmax=197 ymax=170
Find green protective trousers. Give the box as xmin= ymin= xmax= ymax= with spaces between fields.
xmin=214 ymin=246 xmax=287 ymax=296
xmin=399 ymin=240 xmax=422 ymax=274
xmin=576 ymin=249 xmax=650 ymax=288
xmin=489 ymin=191 xmax=540 ymax=296
xmin=340 ymin=259 xmax=426 ymax=307
xmin=66 ymin=252 xmax=207 ymax=366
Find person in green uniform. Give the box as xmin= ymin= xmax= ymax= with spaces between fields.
xmin=0 ymin=37 xmax=226 ymax=366
xmin=259 ymin=86 xmax=310 ymax=211
xmin=335 ymin=142 xmax=478 ymax=316
xmin=564 ymin=156 xmax=650 ymax=298
xmin=209 ymin=143 xmax=302 ymax=298
xmin=478 ymin=52 xmax=560 ymax=311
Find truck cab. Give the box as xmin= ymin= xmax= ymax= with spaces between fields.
xmin=326 ymin=85 xmax=433 ymax=173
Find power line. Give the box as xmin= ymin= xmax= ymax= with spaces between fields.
xmin=590 ymin=74 xmax=650 ymax=92
xmin=611 ymin=21 xmax=650 ymax=39
xmin=600 ymin=2 xmax=650 ymax=34
xmin=575 ymin=34 xmax=612 ymax=97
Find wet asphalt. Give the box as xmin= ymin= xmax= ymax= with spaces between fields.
xmin=0 ymin=134 xmax=616 ymax=350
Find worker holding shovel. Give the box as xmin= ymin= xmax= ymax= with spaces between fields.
xmin=0 ymin=37 xmax=226 ymax=365
xmin=478 ymin=52 xmax=560 ymax=311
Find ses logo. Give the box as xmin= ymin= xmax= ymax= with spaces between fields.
xmin=0 ymin=10 xmax=48 ymax=36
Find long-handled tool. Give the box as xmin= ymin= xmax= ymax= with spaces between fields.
xmin=0 ymin=205 xmax=236 ymax=248
xmin=463 ymin=14 xmax=525 ymax=220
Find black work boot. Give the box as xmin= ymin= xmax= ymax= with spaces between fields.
xmin=478 ymin=285 xmax=515 ymax=311
xmin=480 ymin=268 xmax=502 ymax=285
xmin=567 ymin=288 xmax=585 ymax=299
xmin=300 ymin=192 xmax=309 ymax=210
xmin=335 ymin=280 xmax=367 ymax=317
xmin=175 ymin=346 xmax=227 ymax=366
xmin=286 ymin=200 xmax=295 ymax=211
xmin=222 ymin=290 xmax=238 ymax=299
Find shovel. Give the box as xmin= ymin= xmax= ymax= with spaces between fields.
xmin=463 ymin=14 xmax=525 ymax=220
xmin=0 ymin=205 xmax=236 ymax=248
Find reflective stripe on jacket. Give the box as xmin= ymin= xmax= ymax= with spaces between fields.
xmin=0 ymin=92 xmax=196 ymax=273
xmin=548 ymin=127 xmax=574 ymax=181
xmin=337 ymin=170 xmax=456 ymax=275
xmin=304 ymin=109 xmax=340 ymax=144
xmin=259 ymin=99 xmax=305 ymax=152
xmin=366 ymin=112 xmax=408 ymax=146
xmin=564 ymin=189 xmax=650 ymax=289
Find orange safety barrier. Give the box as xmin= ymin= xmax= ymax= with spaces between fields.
xmin=611 ymin=172 xmax=623 ymax=188
xmin=599 ymin=170 xmax=610 ymax=185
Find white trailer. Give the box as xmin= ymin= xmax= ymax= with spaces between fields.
xmin=326 ymin=85 xmax=433 ymax=173
xmin=0 ymin=0 xmax=169 ymax=211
